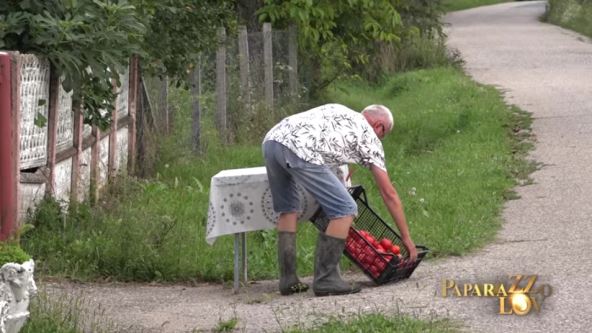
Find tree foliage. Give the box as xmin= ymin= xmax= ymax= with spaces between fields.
xmin=257 ymin=0 xmax=444 ymax=91
xmin=0 ymin=0 xmax=145 ymax=129
xmin=0 ymin=0 xmax=234 ymax=128
xmin=1 ymin=0 xmax=444 ymax=126
xmin=130 ymin=0 xmax=234 ymax=85
xmin=258 ymin=0 xmax=404 ymax=92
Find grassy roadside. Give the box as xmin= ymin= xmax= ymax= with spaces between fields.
xmin=442 ymin=0 xmax=512 ymax=12
xmin=545 ymin=0 xmax=592 ymax=38
xmin=21 ymin=290 xmax=116 ymax=333
xmin=21 ymin=65 xmax=533 ymax=283
xmin=288 ymin=313 xmax=460 ymax=333
xmin=326 ymin=68 xmax=534 ymax=258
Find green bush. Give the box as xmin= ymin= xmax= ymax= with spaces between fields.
xmin=547 ymin=0 xmax=592 ymax=38
xmin=0 ymin=0 xmax=145 ymax=129
xmin=0 ymin=242 xmax=31 ymax=266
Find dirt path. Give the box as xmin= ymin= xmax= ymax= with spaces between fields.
xmin=46 ymin=2 xmax=592 ymax=332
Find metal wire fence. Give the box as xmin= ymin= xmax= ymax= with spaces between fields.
xmin=137 ymin=24 xmax=307 ymax=174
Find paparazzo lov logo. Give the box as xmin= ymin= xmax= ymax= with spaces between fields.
xmin=440 ymin=275 xmax=553 ymax=315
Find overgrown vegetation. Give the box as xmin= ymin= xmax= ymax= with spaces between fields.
xmin=21 ymin=290 xmax=115 ymax=333
xmin=0 ymin=0 xmax=145 ymax=129
xmin=1 ymin=0 xmax=448 ymax=127
xmin=0 ymin=0 xmax=232 ymax=129
xmin=22 ymin=67 xmax=534 ymax=281
xmin=259 ymin=0 xmax=447 ymax=91
xmin=0 ymin=242 xmax=30 ymax=266
xmin=546 ymin=0 xmax=592 ymax=38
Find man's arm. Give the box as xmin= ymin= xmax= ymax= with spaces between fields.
xmin=370 ymin=164 xmax=417 ymax=262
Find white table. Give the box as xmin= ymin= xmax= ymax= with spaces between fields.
xmin=206 ymin=166 xmax=349 ymax=293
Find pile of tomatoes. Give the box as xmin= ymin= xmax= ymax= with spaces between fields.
xmin=345 ymin=229 xmax=407 ymax=279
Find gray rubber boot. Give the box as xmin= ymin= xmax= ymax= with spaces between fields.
xmin=278 ymin=231 xmax=309 ymax=295
xmin=313 ymin=233 xmax=361 ymax=297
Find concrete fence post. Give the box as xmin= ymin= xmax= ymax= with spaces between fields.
xmin=45 ymin=69 xmax=60 ymax=196
xmin=216 ymin=27 xmax=228 ymax=143
xmin=263 ymin=23 xmax=274 ymax=111
xmin=191 ymin=56 xmax=202 ymax=154
xmin=238 ymin=25 xmax=251 ymax=113
xmin=288 ymin=24 xmax=299 ymax=101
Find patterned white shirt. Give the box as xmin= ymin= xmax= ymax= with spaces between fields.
xmin=263 ymin=104 xmax=386 ymax=171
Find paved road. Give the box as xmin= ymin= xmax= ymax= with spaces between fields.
xmin=47 ymin=2 xmax=592 ymax=332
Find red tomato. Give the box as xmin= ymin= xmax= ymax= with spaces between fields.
xmin=376 ymin=245 xmax=386 ymax=253
xmin=361 ymin=254 xmax=372 ymax=265
xmin=379 ymin=238 xmax=393 ymax=249
xmin=376 ymin=260 xmax=386 ymax=271
xmin=370 ymin=265 xmax=381 ymax=277
xmin=391 ymin=245 xmax=401 ymax=255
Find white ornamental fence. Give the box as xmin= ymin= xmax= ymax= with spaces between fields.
xmin=0 ymin=52 xmax=139 ymax=234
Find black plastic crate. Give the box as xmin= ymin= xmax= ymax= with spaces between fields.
xmin=310 ymin=185 xmax=429 ymax=284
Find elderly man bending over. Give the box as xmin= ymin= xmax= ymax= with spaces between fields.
xmin=262 ymin=103 xmax=417 ymax=297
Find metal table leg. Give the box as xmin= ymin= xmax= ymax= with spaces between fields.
xmin=233 ymin=233 xmax=240 ymax=294
xmin=241 ymin=232 xmax=247 ymax=282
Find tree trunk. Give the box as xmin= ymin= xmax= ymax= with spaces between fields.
xmin=237 ymin=0 xmax=263 ymax=32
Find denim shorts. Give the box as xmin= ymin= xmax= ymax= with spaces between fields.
xmin=263 ymin=140 xmax=357 ymax=219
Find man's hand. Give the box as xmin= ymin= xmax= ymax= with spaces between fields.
xmin=402 ymin=237 xmax=417 ymax=262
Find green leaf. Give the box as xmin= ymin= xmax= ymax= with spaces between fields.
xmin=34 ymin=112 xmax=47 ymax=128
xmin=37 ymin=99 xmax=46 ymax=106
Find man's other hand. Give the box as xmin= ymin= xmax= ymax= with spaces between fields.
xmin=402 ymin=237 xmax=417 ymax=262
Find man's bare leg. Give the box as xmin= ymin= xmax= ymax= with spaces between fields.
xmin=325 ymin=215 xmax=353 ymax=239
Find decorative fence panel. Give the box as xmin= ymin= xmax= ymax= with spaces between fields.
xmin=0 ymin=52 xmax=139 ymax=234
xmin=18 ymin=55 xmax=50 ymax=170
xmin=56 ymin=85 xmax=73 ymax=152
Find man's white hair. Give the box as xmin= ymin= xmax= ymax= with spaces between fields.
xmin=361 ymin=104 xmax=394 ymax=132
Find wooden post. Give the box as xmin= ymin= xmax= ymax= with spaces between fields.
xmin=0 ymin=52 xmax=19 ymax=240
xmin=238 ymin=26 xmax=251 ymax=112
xmin=288 ymin=24 xmax=299 ymax=101
xmin=45 ymin=67 xmax=60 ymax=196
xmin=136 ymin=75 xmax=149 ymax=178
xmin=127 ymin=56 xmax=139 ymax=174
xmin=263 ymin=23 xmax=274 ymax=111
xmin=216 ymin=27 xmax=227 ymax=143
xmin=190 ymin=56 xmax=202 ymax=154
xmin=108 ymin=78 xmax=119 ymax=179
xmin=90 ymin=126 xmax=100 ymax=204
xmin=70 ymin=103 xmax=83 ymax=203
xmin=159 ymin=76 xmax=169 ymax=134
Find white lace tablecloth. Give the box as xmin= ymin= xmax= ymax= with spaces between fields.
xmin=206 ymin=166 xmax=349 ymax=245
xmin=206 ymin=167 xmax=319 ymax=245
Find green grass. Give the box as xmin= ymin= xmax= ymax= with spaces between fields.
xmin=21 ymin=290 xmax=115 ymax=333
xmin=546 ymin=0 xmax=592 ymax=38
xmin=442 ymin=0 xmax=512 ymax=12
xmin=21 ymin=66 xmax=533 ymax=282
xmin=325 ymin=68 xmax=534 ymax=258
xmin=212 ymin=318 xmax=238 ymax=332
xmin=288 ymin=313 xmax=460 ymax=333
